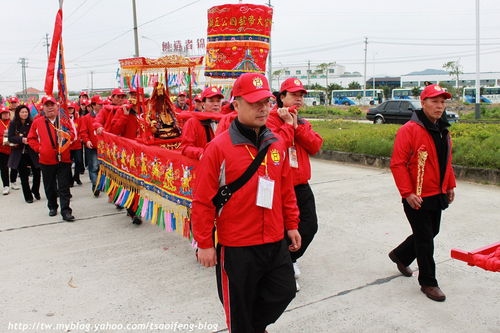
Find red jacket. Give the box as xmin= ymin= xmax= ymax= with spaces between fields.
xmin=390 ymin=113 xmax=456 ymax=199
xmin=266 ymin=108 xmax=323 ymax=185
xmin=215 ymin=111 xmax=237 ymax=136
xmin=192 ymin=121 xmax=299 ymax=249
xmin=28 ymin=116 xmax=75 ymax=165
xmin=93 ymin=105 xmax=117 ymax=131
xmin=180 ymin=117 xmax=216 ymax=160
xmin=109 ymin=108 xmax=139 ymax=139
xmin=79 ymin=112 xmax=99 ymax=148
xmin=69 ymin=116 xmax=82 ymax=150
xmin=0 ymin=119 xmax=11 ymax=155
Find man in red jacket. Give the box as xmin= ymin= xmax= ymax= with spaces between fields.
xmin=94 ymin=88 xmax=127 ymax=135
xmin=193 ymin=73 xmax=301 ymax=333
xmin=180 ymin=87 xmax=223 ymax=160
xmin=80 ymin=95 xmax=104 ymax=196
xmin=389 ymin=84 xmax=456 ymax=302
xmin=175 ymin=91 xmax=189 ymax=113
xmin=266 ymin=77 xmax=323 ymax=291
xmin=28 ymin=96 xmax=75 ymax=221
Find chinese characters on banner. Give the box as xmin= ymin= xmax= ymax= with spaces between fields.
xmin=204 ymin=4 xmax=273 ymax=78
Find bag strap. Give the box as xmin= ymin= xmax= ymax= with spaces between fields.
xmin=212 ymin=144 xmax=270 ymax=210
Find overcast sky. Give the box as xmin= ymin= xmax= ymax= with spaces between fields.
xmin=1 ymin=0 xmax=500 ymax=96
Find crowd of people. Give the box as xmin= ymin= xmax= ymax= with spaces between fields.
xmin=1 ymin=77 xmax=457 ymax=332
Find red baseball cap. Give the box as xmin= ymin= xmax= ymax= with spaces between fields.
xmin=194 ymin=94 xmax=202 ymax=102
xmin=178 ymin=91 xmax=187 ymax=97
xmin=280 ymin=77 xmax=307 ymax=94
xmin=80 ymin=91 xmax=89 ymax=97
xmin=420 ymin=84 xmax=451 ymax=101
xmin=232 ymin=73 xmax=273 ymax=103
xmin=67 ymin=101 xmax=77 ymax=109
xmin=0 ymin=106 xmax=9 ymax=114
xmin=42 ymin=96 xmax=57 ymax=105
xmin=8 ymin=97 xmax=19 ymax=103
xmin=129 ymin=88 xmax=137 ymax=94
xmin=201 ymin=87 xmax=224 ymax=101
xmin=80 ymin=99 xmax=91 ymax=106
xmin=111 ymin=88 xmax=127 ymax=96
xmin=91 ymin=95 xmax=104 ymax=104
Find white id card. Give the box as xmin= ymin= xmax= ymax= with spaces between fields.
xmin=289 ymin=146 xmax=298 ymax=168
xmin=256 ymin=176 xmax=275 ymax=209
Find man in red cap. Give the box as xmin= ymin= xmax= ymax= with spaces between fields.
xmin=180 ymin=87 xmax=223 ymax=160
xmin=193 ymin=94 xmax=203 ymax=112
xmin=94 ymin=88 xmax=127 ymax=135
xmin=78 ymin=91 xmax=89 ymax=110
xmin=28 ymin=97 xmax=76 ymax=221
xmin=0 ymin=107 xmax=13 ymax=194
xmin=266 ymin=77 xmax=323 ymax=291
xmin=175 ymin=91 xmax=189 ymax=112
xmin=192 ymin=73 xmax=301 ymax=332
xmin=8 ymin=97 xmax=20 ymax=119
xmin=80 ymin=95 xmax=104 ymax=197
xmin=389 ymin=84 xmax=456 ymax=302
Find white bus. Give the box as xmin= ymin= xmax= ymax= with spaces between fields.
xmin=304 ymin=90 xmax=326 ymax=106
xmin=331 ymin=89 xmax=384 ymax=106
xmin=391 ymin=88 xmax=422 ymax=100
xmin=462 ymin=87 xmax=500 ymax=104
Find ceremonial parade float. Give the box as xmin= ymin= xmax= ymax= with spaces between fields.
xmin=95 ymin=3 xmax=274 ymax=244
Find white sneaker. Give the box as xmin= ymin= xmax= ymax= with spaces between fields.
xmin=2 ymin=186 xmax=9 ymax=195
xmin=10 ymin=182 xmax=20 ymax=190
xmin=293 ymin=262 xmax=301 ymax=279
xmin=295 ymin=280 xmax=301 ymax=292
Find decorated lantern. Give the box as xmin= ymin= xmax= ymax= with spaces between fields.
xmin=205 ymin=3 xmax=273 ymax=78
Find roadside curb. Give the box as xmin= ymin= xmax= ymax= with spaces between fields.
xmin=314 ymin=150 xmax=499 ymax=185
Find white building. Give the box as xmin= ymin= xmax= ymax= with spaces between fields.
xmin=400 ymin=69 xmax=500 ymax=88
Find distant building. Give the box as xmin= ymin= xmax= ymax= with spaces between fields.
xmin=401 ymin=69 xmax=500 ymax=88
xmin=366 ymin=76 xmax=401 ymax=89
xmin=15 ymin=87 xmax=43 ymax=101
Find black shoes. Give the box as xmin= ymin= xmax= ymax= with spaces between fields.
xmin=26 ymin=199 xmax=34 ymax=204
xmin=389 ymin=250 xmax=413 ymax=277
xmin=49 ymin=209 xmax=57 ymax=217
xmin=33 ymin=193 xmax=41 ymax=200
xmin=93 ymin=189 xmax=100 ymax=198
xmin=74 ymin=178 xmax=82 ymax=185
xmin=62 ymin=213 xmax=75 ymax=222
xmin=132 ymin=216 xmax=142 ymax=225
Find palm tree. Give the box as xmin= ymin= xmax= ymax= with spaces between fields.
xmin=316 ymin=62 xmax=335 ymax=87
xmin=272 ymin=68 xmax=287 ymax=87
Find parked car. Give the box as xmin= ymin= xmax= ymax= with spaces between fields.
xmin=366 ymin=100 xmax=459 ymax=124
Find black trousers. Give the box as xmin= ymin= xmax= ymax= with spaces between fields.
xmin=40 ymin=163 xmax=72 ymax=216
xmin=70 ymin=149 xmax=84 ymax=181
xmin=392 ymin=201 xmax=442 ymax=287
xmin=0 ymin=152 xmax=8 ymax=187
xmin=289 ymin=183 xmax=318 ymax=262
xmin=17 ymin=154 xmax=41 ymax=201
xmin=216 ymin=239 xmax=296 ymax=333
xmin=10 ymin=167 xmax=17 ymax=183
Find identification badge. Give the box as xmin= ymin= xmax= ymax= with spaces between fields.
xmin=289 ymin=146 xmax=298 ymax=168
xmin=256 ymin=176 xmax=274 ymax=209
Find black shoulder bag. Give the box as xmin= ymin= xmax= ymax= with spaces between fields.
xmin=212 ymin=144 xmax=270 ymax=210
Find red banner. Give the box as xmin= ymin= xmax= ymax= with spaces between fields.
xmin=45 ymin=9 xmax=63 ymax=96
xmin=205 ymin=4 xmax=273 ymax=78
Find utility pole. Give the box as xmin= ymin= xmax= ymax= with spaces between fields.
xmin=43 ymin=33 xmax=50 ymax=60
xmin=267 ymin=0 xmax=272 ymax=89
xmin=363 ymin=37 xmax=368 ymax=98
xmin=132 ymin=0 xmax=140 ymax=57
xmin=18 ymin=58 xmax=28 ymax=100
xmin=90 ymin=71 xmax=94 ymax=94
xmin=307 ymin=60 xmax=311 ymax=86
xmin=475 ymin=0 xmax=481 ymax=119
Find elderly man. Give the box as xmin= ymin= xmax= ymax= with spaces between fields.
xmin=389 ymin=84 xmax=457 ymax=302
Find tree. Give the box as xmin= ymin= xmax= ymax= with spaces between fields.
xmin=316 ymin=62 xmax=335 ymax=87
xmin=272 ymin=68 xmax=286 ymax=87
xmin=443 ymin=60 xmax=463 ymax=98
xmin=411 ymin=87 xmax=421 ymax=98
xmin=326 ymin=83 xmax=343 ymax=104
xmin=305 ymin=83 xmax=325 ymax=91
xmin=348 ymin=81 xmax=361 ymax=89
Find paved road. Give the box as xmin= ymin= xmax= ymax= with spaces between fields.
xmin=1 ymin=159 xmax=498 ymax=333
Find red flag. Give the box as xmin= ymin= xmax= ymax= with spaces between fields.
xmin=44 ymin=9 xmax=63 ymax=96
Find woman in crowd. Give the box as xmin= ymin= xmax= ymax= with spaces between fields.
xmin=0 ymin=107 xmax=12 ymax=194
xmin=7 ymin=104 xmax=41 ymax=203
xmin=68 ymin=102 xmax=84 ymax=186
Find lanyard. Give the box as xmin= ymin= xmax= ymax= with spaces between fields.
xmin=1 ymin=120 xmax=8 ymax=130
xmin=44 ymin=118 xmax=58 ymax=151
xmin=245 ymin=145 xmax=268 ymax=176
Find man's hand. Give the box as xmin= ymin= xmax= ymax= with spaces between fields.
xmin=22 ymin=138 xmax=28 ymax=144
xmin=291 ymin=112 xmax=298 ymax=129
xmin=287 ymin=229 xmax=301 ymax=252
xmin=277 ymin=108 xmax=293 ymax=126
xmin=122 ymin=105 xmax=130 ymax=115
xmin=447 ymin=188 xmax=455 ymax=204
xmin=197 ymin=247 xmax=217 ymax=267
xmin=405 ymin=193 xmax=423 ymax=209
xmin=96 ymin=127 xmax=104 ymax=135
xmin=86 ymin=141 xmax=93 ymax=149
